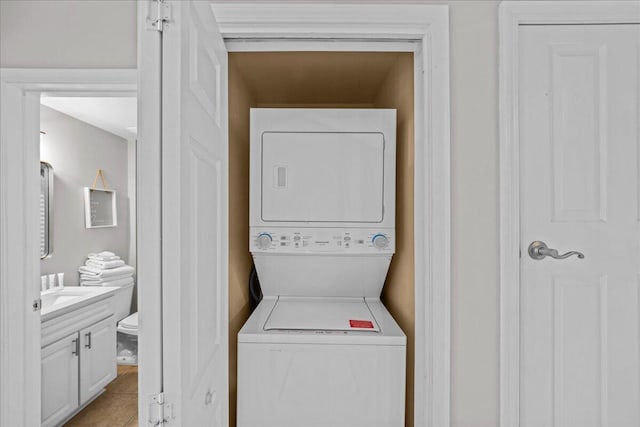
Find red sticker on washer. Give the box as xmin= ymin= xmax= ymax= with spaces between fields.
xmin=349 ymin=320 xmax=374 ymax=329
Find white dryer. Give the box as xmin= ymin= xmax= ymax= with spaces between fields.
xmin=237 ymin=109 xmax=406 ymax=427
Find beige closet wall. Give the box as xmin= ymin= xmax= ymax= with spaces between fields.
xmin=2 ymin=2 xmax=501 ymax=426
xmin=228 ymin=51 xmax=414 ymax=427
xmin=228 ymin=59 xmax=255 ymax=427
xmin=375 ymin=55 xmax=415 ymax=427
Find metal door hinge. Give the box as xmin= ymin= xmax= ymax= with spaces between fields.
xmin=147 ymin=0 xmax=171 ymax=32
xmin=148 ymin=392 xmax=174 ymax=426
xmin=33 ymin=298 xmax=41 ymax=311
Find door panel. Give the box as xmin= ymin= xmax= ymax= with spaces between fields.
xmin=79 ymin=316 xmax=117 ymax=404
xmin=519 ymin=24 xmax=640 ymax=427
xmin=162 ymin=1 xmax=228 ymax=425
xmin=41 ymin=333 xmax=79 ymax=427
xmin=549 ymin=43 xmax=607 ymax=222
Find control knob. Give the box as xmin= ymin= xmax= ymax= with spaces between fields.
xmin=372 ymin=234 xmax=389 ymax=249
xmin=256 ymin=233 xmax=273 ymax=250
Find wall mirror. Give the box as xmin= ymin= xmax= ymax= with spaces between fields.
xmin=40 ymin=162 xmax=54 ymax=259
xmin=83 ymin=187 xmax=118 ymax=228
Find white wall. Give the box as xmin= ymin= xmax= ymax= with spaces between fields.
xmin=0 ymin=0 xmax=137 ymax=68
xmin=1 ymin=1 xmax=500 ymax=426
xmin=447 ymin=2 xmax=499 ymax=426
xmin=40 ymin=105 xmax=131 ymax=285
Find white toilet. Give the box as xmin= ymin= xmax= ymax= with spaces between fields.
xmin=108 ymin=281 xmax=139 ymax=364
xmin=117 ymin=312 xmax=138 ymax=335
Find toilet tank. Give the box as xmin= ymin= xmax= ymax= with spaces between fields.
xmin=110 ymin=281 xmax=134 ymax=321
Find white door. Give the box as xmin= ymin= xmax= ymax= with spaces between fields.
xmin=79 ymin=316 xmax=117 ymax=404
xmin=519 ymin=24 xmax=640 ymax=426
xmin=41 ymin=333 xmax=79 ymax=427
xmin=161 ymin=1 xmax=229 ymax=425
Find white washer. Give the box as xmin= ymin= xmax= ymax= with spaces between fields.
xmin=238 ymin=109 xmax=405 ymax=427
xmin=238 ymin=297 xmax=405 ymax=427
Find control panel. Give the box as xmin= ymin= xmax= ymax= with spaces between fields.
xmin=250 ymin=228 xmax=394 ymax=254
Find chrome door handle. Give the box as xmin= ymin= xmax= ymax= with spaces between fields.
xmin=85 ymin=332 xmax=92 ymax=349
xmin=528 ymin=241 xmax=585 ymax=260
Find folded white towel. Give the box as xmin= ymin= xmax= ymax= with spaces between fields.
xmin=79 ymin=264 xmax=135 ymax=279
xmin=80 ymin=273 xmax=133 ymax=283
xmin=88 ymin=254 xmax=120 ymax=262
xmin=103 ymin=277 xmax=134 ymax=287
xmin=80 ymin=273 xmax=133 ymax=282
xmin=86 ymin=259 xmax=125 ymax=269
xmin=81 ymin=277 xmax=134 ymax=287
xmin=88 ymin=251 xmax=116 ymax=258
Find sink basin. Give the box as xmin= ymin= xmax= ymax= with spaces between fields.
xmin=41 ymin=286 xmax=117 ymax=321
xmin=42 ymin=293 xmax=81 ymax=309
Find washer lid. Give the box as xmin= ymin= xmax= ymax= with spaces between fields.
xmin=264 ymin=297 xmax=380 ymax=332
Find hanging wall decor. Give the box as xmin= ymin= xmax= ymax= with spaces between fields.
xmin=84 ymin=169 xmax=117 ymax=228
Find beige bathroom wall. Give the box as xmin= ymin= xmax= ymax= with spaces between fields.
xmin=40 ymin=105 xmax=131 ymax=284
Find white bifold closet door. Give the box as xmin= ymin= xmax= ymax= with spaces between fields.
xmin=161 ymin=1 xmax=229 ymax=425
xmin=519 ymin=24 xmax=640 ymax=426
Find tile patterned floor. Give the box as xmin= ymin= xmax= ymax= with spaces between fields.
xmin=64 ymin=365 xmax=138 ymax=427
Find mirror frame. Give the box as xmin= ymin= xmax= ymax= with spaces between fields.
xmin=40 ymin=161 xmax=54 ymax=259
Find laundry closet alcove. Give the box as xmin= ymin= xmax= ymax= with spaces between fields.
xmin=227 ymin=51 xmax=415 ymax=426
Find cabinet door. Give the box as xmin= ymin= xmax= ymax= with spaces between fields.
xmin=41 ymin=332 xmax=79 ymax=427
xmin=79 ymin=316 xmax=116 ymax=405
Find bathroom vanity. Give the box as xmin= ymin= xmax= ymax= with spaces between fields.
xmin=40 ymin=287 xmax=117 ymax=427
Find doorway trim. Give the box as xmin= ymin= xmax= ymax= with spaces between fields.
xmin=498 ymin=2 xmax=640 ymax=425
xmin=212 ymin=3 xmax=451 ymax=426
xmin=0 ymin=68 xmax=151 ymax=427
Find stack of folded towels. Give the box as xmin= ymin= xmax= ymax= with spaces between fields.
xmin=79 ymin=251 xmax=135 ymax=287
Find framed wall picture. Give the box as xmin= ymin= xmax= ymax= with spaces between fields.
xmin=83 ymin=187 xmax=117 ymax=228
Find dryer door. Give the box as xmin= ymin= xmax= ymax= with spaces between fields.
xmin=261 ymin=132 xmax=385 ymax=223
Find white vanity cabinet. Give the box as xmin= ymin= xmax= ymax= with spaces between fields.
xmin=41 ymin=294 xmax=116 ymax=427
xmin=79 ymin=316 xmax=117 ymax=404
xmin=41 ymin=333 xmax=80 ymax=427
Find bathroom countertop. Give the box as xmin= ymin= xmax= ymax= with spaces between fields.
xmin=41 ymin=286 xmax=118 ymax=322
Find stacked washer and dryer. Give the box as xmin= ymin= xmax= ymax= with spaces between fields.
xmin=237 ymin=109 xmax=407 ymax=427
